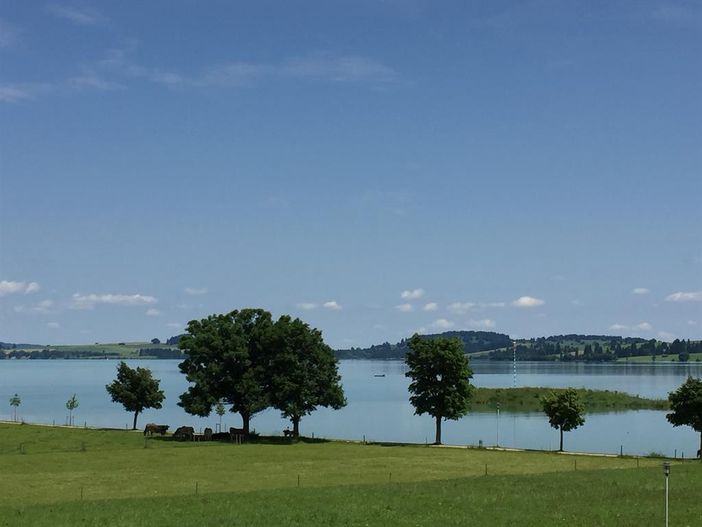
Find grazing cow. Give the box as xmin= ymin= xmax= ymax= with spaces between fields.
xmin=283 ymin=428 xmax=293 ymax=437
xmin=697 ymin=449 xmax=700 ymax=459
xmin=203 ymin=427 xmax=213 ymax=441
xmin=229 ymin=427 xmax=245 ymax=435
xmin=211 ymin=432 xmax=231 ymax=441
xmin=143 ymin=423 xmax=169 ymax=436
xmin=173 ymin=426 xmax=195 ymax=441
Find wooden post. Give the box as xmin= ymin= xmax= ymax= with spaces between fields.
xmin=195 ymin=482 xmax=198 ymax=495
xmin=484 ymin=464 xmax=488 ymax=476
xmin=297 ymin=474 xmax=300 ymax=488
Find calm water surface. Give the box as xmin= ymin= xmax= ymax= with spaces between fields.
xmin=1 ymin=359 xmax=700 ymax=457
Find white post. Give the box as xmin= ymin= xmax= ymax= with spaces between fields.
xmin=663 ymin=462 xmax=670 ymax=527
xmin=496 ymin=404 xmax=500 ymax=447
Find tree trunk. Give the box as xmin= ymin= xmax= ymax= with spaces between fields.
xmin=292 ymin=416 xmax=300 ymax=438
xmin=699 ymin=431 xmax=701 ymax=462
xmin=559 ymin=426 xmax=564 ymax=452
xmin=435 ymin=415 xmax=442 ymax=445
xmin=241 ymin=412 xmax=250 ymax=436
xmin=132 ymin=410 xmax=139 ymax=430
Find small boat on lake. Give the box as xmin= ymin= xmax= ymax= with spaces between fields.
xmin=374 ymin=374 xmax=386 ymax=377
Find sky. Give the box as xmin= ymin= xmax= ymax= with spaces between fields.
xmin=0 ymin=0 xmax=700 ymax=348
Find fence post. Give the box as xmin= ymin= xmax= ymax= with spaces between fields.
xmin=297 ymin=474 xmax=300 ymax=488
xmin=484 ymin=464 xmax=488 ymax=476
xmin=195 ymin=482 xmax=198 ymax=495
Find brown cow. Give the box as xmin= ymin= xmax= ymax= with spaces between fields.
xmin=143 ymin=423 xmax=169 ymax=436
xmin=173 ymin=426 xmax=195 ymax=441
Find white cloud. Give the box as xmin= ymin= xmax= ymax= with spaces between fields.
xmin=184 ymin=287 xmax=207 ymax=296
xmin=609 ymin=322 xmax=653 ymax=332
xmin=146 ymin=308 xmax=161 ymax=317
xmin=665 ymin=291 xmax=702 ymax=302
xmin=46 ymin=4 xmax=106 ymax=25
xmin=423 ymin=302 xmax=438 ymax=312
xmin=47 ymin=322 xmax=60 ymax=329
xmin=401 ymin=288 xmax=425 ymax=300
xmin=512 ymin=296 xmax=545 ymax=308
xmin=323 ymin=301 xmax=342 ymax=311
xmin=282 ymin=54 xmax=398 ymax=84
xmin=632 ymin=288 xmax=650 ymax=295
xmin=70 ymin=293 xmax=157 ymax=310
xmin=467 ymin=318 xmax=496 ymax=329
xmin=14 ymin=299 xmax=55 ymax=314
xmin=688 ymin=320 xmax=698 ymax=326
xmin=431 ymin=319 xmax=454 ymax=330
xmin=0 ymin=280 xmax=40 ymax=296
xmin=297 ymin=303 xmax=318 ymax=310
xmin=447 ymin=302 xmax=475 ymax=315
xmin=396 ymin=303 xmax=414 ymax=312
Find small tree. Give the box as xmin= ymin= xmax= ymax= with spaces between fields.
xmin=667 ymin=376 xmax=702 ymax=460
xmin=151 ymin=338 xmax=161 ymax=345
xmin=215 ymin=400 xmax=226 ymax=431
xmin=106 ymin=362 xmax=165 ymax=430
xmin=66 ymin=394 xmax=79 ymax=426
xmin=405 ymin=334 xmax=474 ymax=445
xmin=541 ymin=389 xmax=585 ymax=451
xmin=9 ymin=393 xmax=21 ymax=422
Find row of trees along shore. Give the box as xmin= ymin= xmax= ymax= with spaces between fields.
xmin=106 ymin=308 xmax=345 ymax=436
xmin=94 ymin=311 xmax=700 ymax=453
xmin=405 ymin=334 xmax=702 ymax=453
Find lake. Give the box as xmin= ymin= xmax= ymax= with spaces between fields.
xmin=1 ymin=359 xmax=700 ymax=457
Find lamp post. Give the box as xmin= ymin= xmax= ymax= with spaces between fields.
xmin=496 ymin=403 xmax=500 ymax=447
xmin=663 ymin=462 xmax=670 ymax=527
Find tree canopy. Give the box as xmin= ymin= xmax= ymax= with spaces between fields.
xmin=541 ymin=388 xmax=585 ymax=451
xmin=178 ymin=308 xmax=273 ymax=435
xmin=405 ymin=334 xmax=473 ymax=444
xmin=105 ymin=361 xmax=165 ymax=430
xmin=264 ymin=315 xmax=346 ymax=436
xmin=667 ymin=376 xmax=702 ymax=458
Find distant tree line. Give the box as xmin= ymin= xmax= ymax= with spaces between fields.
xmin=137 ymin=348 xmax=184 ymax=359
xmin=488 ymin=337 xmax=702 ymax=363
xmin=336 ymin=331 xmax=512 ymax=360
xmin=0 ymin=349 xmax=124 ymax=360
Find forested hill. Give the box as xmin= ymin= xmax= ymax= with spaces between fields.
xmin=335 ymin=331 xmax=512 ymax=360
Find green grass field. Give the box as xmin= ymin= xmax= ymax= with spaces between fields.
xmin=1 ymin=423 xmax=699 ymax=526
xmin=470 ymin=387 xmax=667 ymax=412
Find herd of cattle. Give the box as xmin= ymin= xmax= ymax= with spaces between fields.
xmin=143 ymin=423 xmax=247 ymax=442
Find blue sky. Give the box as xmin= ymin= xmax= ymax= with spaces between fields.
xmin=1 ymin=0 xmax=700 ymax=347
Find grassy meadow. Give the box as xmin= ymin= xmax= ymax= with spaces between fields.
xmin=1 ymin=423 xmax=700 ymax=526
xmin=470 ymin=387 xmax=668 ymax=412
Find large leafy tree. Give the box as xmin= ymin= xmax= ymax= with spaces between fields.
xmin=405 ymin=334 xmax=474 ymax=445
xmin=667 ymin=376 xmax=702 ymax=459
xmin=264 ymin=315 xmax=346 ymax=437
xmin=178 ymin=308 xmax=273 ymax=435
xmin=106 ymin=362 xmax=165 ymax=430
xmin=541 ymin=388 xmax=585 ymax=451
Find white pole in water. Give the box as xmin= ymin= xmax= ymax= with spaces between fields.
xmin=496 ymin=403 xmax=500 ymax=447
xmin=513 ymin=343 xmax=517 ymax=387
xmin=663 ymin=462 xmax=670 ymax=527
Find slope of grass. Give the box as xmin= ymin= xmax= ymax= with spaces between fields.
xmin=0 ymin=423 xmax=698 ymax=526
xmin=469 ymin=387 xmax=668 ymax=412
